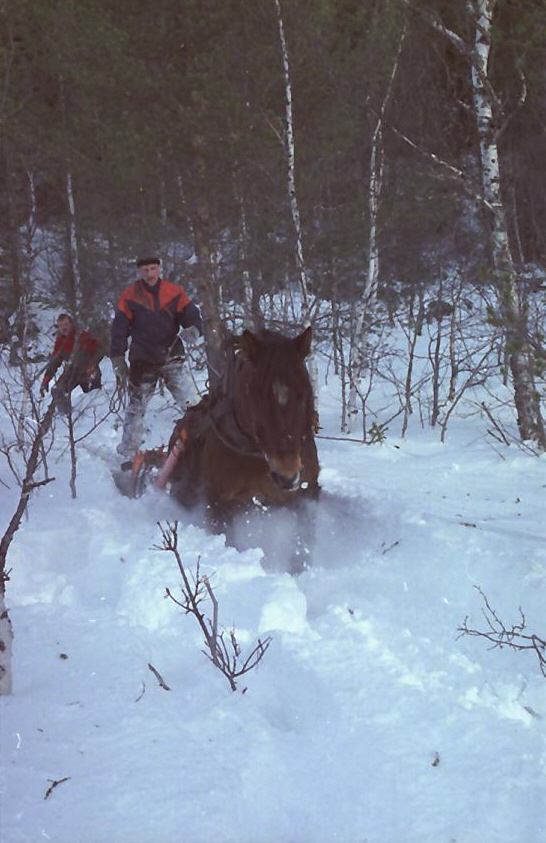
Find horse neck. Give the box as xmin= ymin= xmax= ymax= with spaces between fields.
xmin=231 ymin=357 xmax=256 ymax=439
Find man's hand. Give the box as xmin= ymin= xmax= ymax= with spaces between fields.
xmin=111 ymin=356 xmax=129 ymax=389
xmin=39 ymin=379 xmax=49 ymax=398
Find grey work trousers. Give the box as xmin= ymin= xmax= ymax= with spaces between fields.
xmin=118 ymin=357 xmax=198 ymax=458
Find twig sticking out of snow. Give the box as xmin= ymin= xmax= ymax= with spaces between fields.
xmin=458 ymin=586 xmax=546 ymax=678
xmin=156 ymin=521 xmax=272 ymax=692
xmin=44 ymin=777 xmax=71 ymax=800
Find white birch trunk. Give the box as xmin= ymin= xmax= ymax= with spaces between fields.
xmin=274 ymin=0 xmax=310 ymax=322
xmin=157 ymin=150 xmax=168 ymax=225
xmin=239 ymin=205 xmax=254 ymax=329
xmin=233 ymin=170 xmax=255 ymax=328
xmin=66 ymin=169 xmax=81 ymax=313
xmin=470 ymin=0 xmax=545 ymax=446
xmin=346 ymin=28 xmax=406 ymax=434
xmin=58 ymin=74 xmax=81 ymax=315
xmin=16 ymin=293 xmax=30 ymax=442
xmin=27 ymin=170 xmax=36 ymax=231
xmin=274 ymin=0 xmax=317 ymax=391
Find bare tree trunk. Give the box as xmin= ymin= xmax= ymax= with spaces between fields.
xmin=189 ymin=137 xmax=227 ymax=391
xmin=158 ymin=152 xmax=168 ymax=226
xmin=66 ymin=394 xmax=77 ymax=499
xmin=1 ymin=144 xmax=21 ymax=308
xmin=469 ymin=0 xmax=545 ymax=447
xmin=399 ymin=0 xmax=545 ymax=448
xmin=0 ymin=399 xmax=57 ymax=695
xmin=429 ymin=276 xmax=445 ymax=428
xmin=58 ymin=73 xmax=81 ymax=317
xmin=0 ymin=585 xmax=13 ymax=694
xmin=66 ymin=169 xmax=81 ymax=317
xmin=232 ymin=167 xmax=257 ymax=329
xmin=347 ymin=26 xmax=406 ymax=433
xmin=274 ymin=0 xmax=311 ymax=325
xmin=273 ymin=0 xmax=320 ymax=398
xmin=401 ymin=291 xmax=425 ymax=438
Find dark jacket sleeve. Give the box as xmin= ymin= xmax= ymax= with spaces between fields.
xmin=42 ymin=338 xmax=64 ymax=385
xmin=43 ymin=355 xmax=63 ymax=385
xmin=178 ymin=302 xmax=203 ymax=335
xmin=110 ymin=309 xmax=132 ymax=358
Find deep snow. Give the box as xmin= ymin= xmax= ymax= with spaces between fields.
xmin=1 ymin=338 xmax=546 ymax=843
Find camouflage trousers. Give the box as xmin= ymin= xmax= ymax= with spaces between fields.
xmin=118 ymin=357 xmax=198 ymax=458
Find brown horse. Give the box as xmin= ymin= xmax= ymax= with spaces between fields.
xmin=168 ymin=327 xmax=320 ymax=569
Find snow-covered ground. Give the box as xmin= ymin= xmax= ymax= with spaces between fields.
xmin=1 ymin=336 xmax=546 ymax=843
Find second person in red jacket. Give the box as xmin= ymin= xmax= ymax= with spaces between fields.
xmin=110 ymin=256 xmax=203 ymax=459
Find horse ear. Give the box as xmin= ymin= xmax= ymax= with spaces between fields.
xmin=293 ymin=326 xmax=312 ymax=359
xmin=241 ymin=329 xmax=262 ymax=363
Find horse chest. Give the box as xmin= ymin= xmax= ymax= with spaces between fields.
xmin=200 ymin=436 xmax=296 ymax=505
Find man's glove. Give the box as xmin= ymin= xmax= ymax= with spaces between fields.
xmin=182 ymin=326 xmax=204 ymax=347
xmin=39 ymin=379 xmax=49 ymax=398
xmin=111 ymin=356 xmax=129 ymax=389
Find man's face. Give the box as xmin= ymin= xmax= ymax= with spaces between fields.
xmin=57 ymin=318 xmax=73 ymax=337
xmin=138 ymin=262 xmax=161 ymax=285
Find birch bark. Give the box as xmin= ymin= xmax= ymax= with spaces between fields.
xmin=273 ymin=0 xmax=318 ymax=391
xmin=273 ymin=0 xmax=311 ymax=324
xmin=190 ymin=134 xmax=226 ymax=391
xmin=469 ymin=0 xmax=545 ymax=447
xmin=59 ymin=75 xmax=81 ymax=316
xmin=346 ymin=28 xmax=406 ymax=434
xmin=66 ymin=168 xmax=81 ymax=316
xmin=233 ymin=167 xmax=257 ymax=329
xmin=397 ymin=0 xmax=545 ymax=447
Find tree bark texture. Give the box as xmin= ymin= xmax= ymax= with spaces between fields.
xmin=470 ymin=0 xmax=545 ymax=447
xmin=347 ymin=26 xmax=406 ymax=434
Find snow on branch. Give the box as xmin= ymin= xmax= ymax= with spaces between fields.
xmin=156 ymin=521 xmax=272 ymax=692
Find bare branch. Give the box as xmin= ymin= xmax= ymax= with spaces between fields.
xmin=44 ymin=777 xmax=71 ymax=800
xmin=158 ymin=521 xmax=272 ymax=691
xmin=458 ymin=586 xmax=546 ymax=678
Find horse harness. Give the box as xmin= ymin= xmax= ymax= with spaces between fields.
xmin=174 ymin=342 xmax=262 ymax=460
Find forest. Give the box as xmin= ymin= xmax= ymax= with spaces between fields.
xmin=2 ymin=5 xmax=546 ymax=836
xmin=1 ymin=0 xmax=546 ymax=442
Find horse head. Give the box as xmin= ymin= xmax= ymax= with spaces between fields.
xmin=233 ymin=327 xmax=315 ymax=491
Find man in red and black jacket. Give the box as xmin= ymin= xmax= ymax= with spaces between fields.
xmin=110 ymin=256 xmax=203 ymax=458
xmin=40 ymin=314 xmax=103 ymax=413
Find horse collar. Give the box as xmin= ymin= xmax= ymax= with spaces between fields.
xmin=209 ymin=395 xmax=262 ymax=459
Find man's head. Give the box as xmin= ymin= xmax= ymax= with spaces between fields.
xmin=56 ymin=314 xmax=74 ymax=337
xmin=136 ymin=256 xmax=161 ymax=286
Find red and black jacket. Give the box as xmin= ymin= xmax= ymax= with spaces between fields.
xmin=42 ymin=328 xmax=101 ymax=390
xmin=110 ymin=278 xmax=202 ymax=366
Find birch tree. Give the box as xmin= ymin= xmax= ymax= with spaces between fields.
xmin=469 ymin=0 xmax=544 ymax=447
xmin=272 ymin=0 xmax=320 ymax=395
xmin=273 ymin=0 xmax=312 ymax=327
xmin=0 ymin=389 xmax=57 ymax=694
xmin=346 ymin=24 xmax=407 ymax=435
xmin=399 ymin=0 xmax=545 ymax=447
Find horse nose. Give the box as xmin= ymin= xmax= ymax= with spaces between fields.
xmin=270 ymin=469 xmax=301 ymax=491
xmin=266 ymin=454 xmax=302 ymax=490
